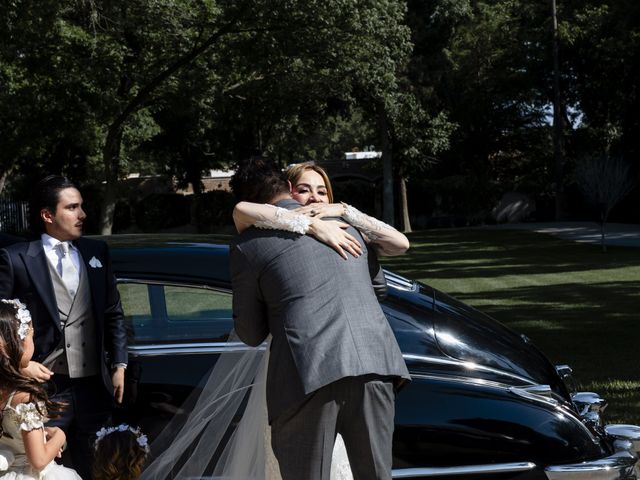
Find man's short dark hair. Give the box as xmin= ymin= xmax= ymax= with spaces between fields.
xmin=230 ymin=157 xmax=289 ymax=203
xmin=29 ymin=175 xmax=77 ymax=234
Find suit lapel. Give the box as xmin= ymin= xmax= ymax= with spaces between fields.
xmin=23 ymin=240 xmax=61 ymax=331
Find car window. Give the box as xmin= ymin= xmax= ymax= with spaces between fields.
xmin=118 ymin=282 xmax=233 ymax=345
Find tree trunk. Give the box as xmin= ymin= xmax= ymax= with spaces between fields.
xmin=99 ymin=126 xmax=124 ymax=235
xmin=551 ymin=0 xmax=566 ymax=220
xmin=378 ymin=109 xmax=394 ymax=227
xmin=600 ymin=210 xmax=607 ymax=253
xmin=0 ymin=166 xmax=14 ymax=195
xmin=399 ymin=177 xmax=412 ymax=233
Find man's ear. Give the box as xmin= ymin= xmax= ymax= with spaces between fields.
xmin=40 ymin=208 xmax=54 ymax=225
xmin=287 ymin=180 xmax=293 ymax=192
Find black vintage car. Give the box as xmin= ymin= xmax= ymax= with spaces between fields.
xmin=105 ymin=234 xmax=640 ymax=480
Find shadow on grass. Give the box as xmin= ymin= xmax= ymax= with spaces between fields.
xmin=382 ymin=229 xmax=640 ymax=281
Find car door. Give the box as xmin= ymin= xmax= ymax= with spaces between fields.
xmin=115 ymin=279 xmax=243 ymax=438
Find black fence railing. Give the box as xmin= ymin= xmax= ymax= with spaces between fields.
xmin=0 ymin=197 xmax=29 ymax=233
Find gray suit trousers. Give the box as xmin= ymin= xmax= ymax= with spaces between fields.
xmin=270 ymin=375 xmax=395 ymax=480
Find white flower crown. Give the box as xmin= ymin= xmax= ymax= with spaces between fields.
xmin=94 ymin=424 xmax=149 ymax=453
xmin=1 ymin=299 xmax=32 ymax=340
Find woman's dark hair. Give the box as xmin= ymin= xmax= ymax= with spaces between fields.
xmin=229 ymin=157 xmax=289 ymax=203
xmin=93 ymin=430 xmax=148 ymax=480
xmin=29 ymin=175 xmax=77 ymax=234
xmin=0 ymin=302 xmax=62 ymax=430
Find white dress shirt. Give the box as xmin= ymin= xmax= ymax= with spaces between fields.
xmin=41 ymin=233 xmax=81 ymax=276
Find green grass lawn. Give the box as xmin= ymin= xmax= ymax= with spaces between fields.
xmin=380 ymin=228 xmax=640 ymax=423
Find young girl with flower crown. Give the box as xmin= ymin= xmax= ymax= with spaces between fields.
xmin=93 ymin=424 xmax=148 ymax=480
xmin=0 ymin=299 xmax=81 ymax=480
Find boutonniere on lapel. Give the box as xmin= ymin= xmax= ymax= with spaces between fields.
xmin=89 ymin=256 xmax=103 ymax=268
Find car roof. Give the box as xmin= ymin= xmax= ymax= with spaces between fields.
xmin=93 ymin=234 xmax=233 ymax=286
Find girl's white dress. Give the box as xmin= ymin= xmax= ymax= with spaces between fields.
xmin=0 ymin=392 xmax=81 ymax=480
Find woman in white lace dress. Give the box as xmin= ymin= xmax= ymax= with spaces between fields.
xmin=234 ymin=161 xmax=410 ymax=258
xmin=0 ymin=299 xmax=81 ymax=480
xmin=230 ymin=162 xmax=409 ymax=480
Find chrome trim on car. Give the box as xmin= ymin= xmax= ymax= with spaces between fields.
xmin=384 ymin=270 xmax=418 ymax=292
xmin=410 ymin=372 xmax=512 ymax=389
xmin=605 ymin=424 xmax=640 ymax=454
xmin=510 ymin=385 xmax=559 ymax=407
xmin=402 ymin=353 xmax=537 ymax=385
xmin=572 ymin=392 xmax=608 ymax=428
xmin=521 ymin=384 xmax=555 ymax=398
xmin=391 ymin=461 xmax=536 ymax=478
xmin=544 ymin=451 xmax=637 ymax=480
xmin=555 ymin=364 xmax=573 ymax=379
xmin=118 ymin=277 xmax=232 ymax=293
xmin=129 ymin=342 xmax=264 ymax=356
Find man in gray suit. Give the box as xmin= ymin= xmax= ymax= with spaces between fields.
xmin=0 ymin=176 xmax=127 ymax=479
xmin=230 ymin=158 xmax=410 ymax=480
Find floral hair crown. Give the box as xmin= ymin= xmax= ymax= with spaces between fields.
xmin=1 ymin=299 xmax=32 ymax=340
xmin=94 ymin=424 xmax=149 ymax=454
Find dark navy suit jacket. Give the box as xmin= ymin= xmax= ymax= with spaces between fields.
xmin=0 ymin=237 xmax=127 ymax=393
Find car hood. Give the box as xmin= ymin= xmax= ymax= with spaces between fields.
xmin=430 ymin=287 xmax=568 ymax=397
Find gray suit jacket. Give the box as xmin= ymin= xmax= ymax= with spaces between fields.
xmin=230 ymin=199 xmax=410 ymax=422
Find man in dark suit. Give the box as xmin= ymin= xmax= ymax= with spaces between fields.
xmin=230 ymin=159 xmax=410 ymax=480
xmin=0 ymin=176 xmax=127 ymax=479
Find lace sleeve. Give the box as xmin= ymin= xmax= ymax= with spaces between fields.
xmin=14 ymin=402 xmax=45 ymax=431
xmin=341 ymin=203 xmax=398 ymax=242
xmin=254 ymin=205 xmax=312 ymax=235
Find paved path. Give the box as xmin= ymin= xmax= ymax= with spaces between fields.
xmin=480 ymin=222 xmax=640 ymax=247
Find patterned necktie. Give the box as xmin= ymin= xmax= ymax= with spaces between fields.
xmin=55 ymin=242 xmax=79 ymax=296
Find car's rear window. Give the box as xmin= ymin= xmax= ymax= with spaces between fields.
xmin=118 ymin=281 xmax=233 ymax=344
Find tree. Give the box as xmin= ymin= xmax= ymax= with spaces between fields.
xmin=1 ymin=1 xmax=419 ymax=233
xmin=575 ymin=155 xmax=635 ymax=252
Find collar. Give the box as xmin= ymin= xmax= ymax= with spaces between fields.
xmin=274 ymin=198 xmax=302 ymax=210
xmin=41 ymin=233 xmax=77 ymax=254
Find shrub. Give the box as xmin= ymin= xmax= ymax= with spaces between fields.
xmin=135 ymin=193 xmax=191 ymax=232
xmin=192 ymin=190 xmax=236 ymax=232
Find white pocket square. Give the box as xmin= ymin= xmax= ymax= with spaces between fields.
xmin=89 ymin=256 xmax=103 ymax=268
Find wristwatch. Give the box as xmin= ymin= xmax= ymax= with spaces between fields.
xmin=112 ymin=363 xmax=128 ymax=370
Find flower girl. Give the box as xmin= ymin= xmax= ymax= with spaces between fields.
xmin=0 ymin=299 xmax=81 ymax=480
xmin=93 ymin=424 xmax=149 ymax=480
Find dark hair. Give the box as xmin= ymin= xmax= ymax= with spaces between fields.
xmin=93 ymin=430 xmax=148 ymax=480
xmin=29 ymin=175 xmax=77 ymax=234
xmin=229 ymin=157 xmax=289 ymax=203
xmin=0 ymin=301 xmax=62 ymax=432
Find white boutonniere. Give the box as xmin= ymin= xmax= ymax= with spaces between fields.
xmin=89 ymin=256 xmax=103 ymax=268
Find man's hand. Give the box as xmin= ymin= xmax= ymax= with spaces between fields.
xmin=308 ymin=219 xmax=362 ymax=259
xmin=20 ymin=361 xmax=53 ymax=383
xmin=112 ymin=367 xmax=125 ymax=404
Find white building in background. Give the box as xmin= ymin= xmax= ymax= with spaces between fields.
xmin=344 ymin=151 xmax=382 ymax=161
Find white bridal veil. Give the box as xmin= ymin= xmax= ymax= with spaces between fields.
xmin=140 ymin=332 xmax=270 ymax=480
xmin=140 ymin=333 xmax=353 ymax=480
